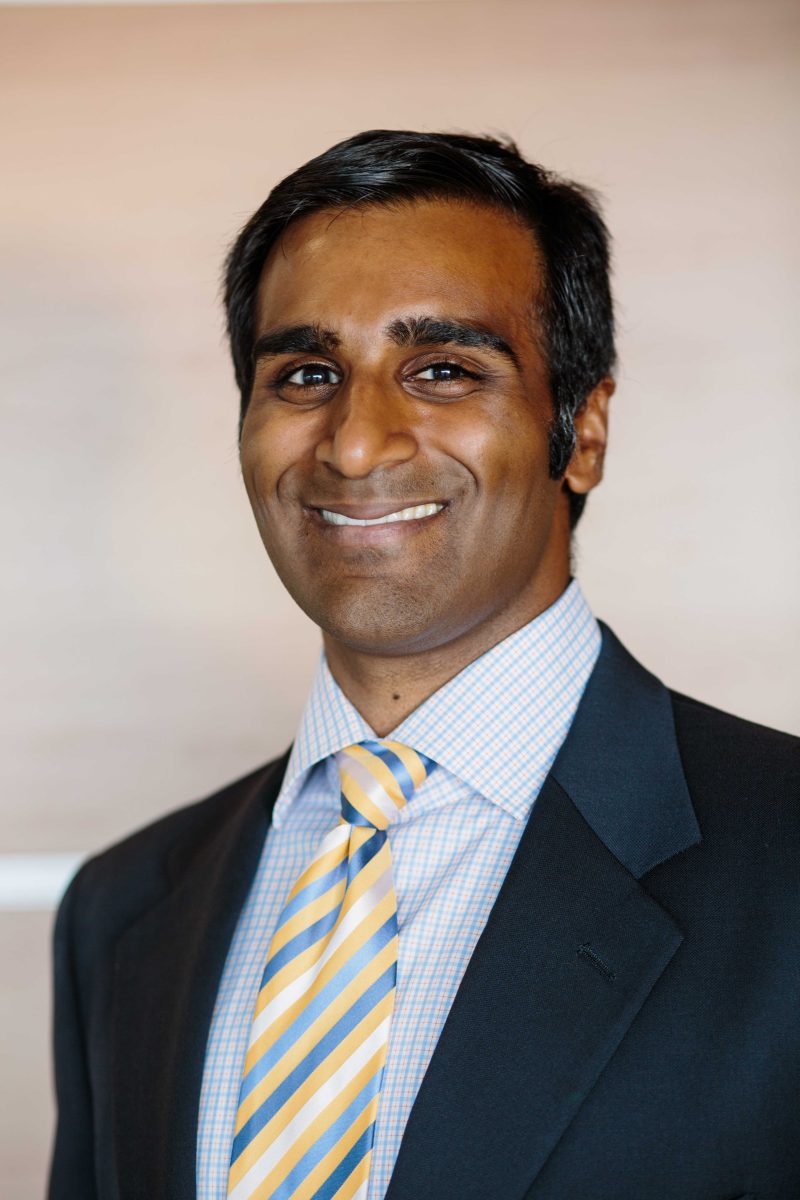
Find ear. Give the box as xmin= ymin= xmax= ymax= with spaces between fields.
xmin=563 ymin=376 xmax=614 ymax=498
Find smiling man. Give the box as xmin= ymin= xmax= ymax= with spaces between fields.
xmin=239 ymin=195 xmax=605 ymax=731
xmin=49 ymin=131 xmax=799 ymax=1200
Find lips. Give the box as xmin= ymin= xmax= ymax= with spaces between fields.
xmin=318 ymin=502 xmax=445 ymax=527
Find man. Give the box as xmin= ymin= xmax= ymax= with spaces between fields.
xmin=49 ymin=130 xmax=799 ymax=1200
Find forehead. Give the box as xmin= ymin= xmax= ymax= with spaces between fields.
xmin=255 ymin=199 xmax=543 ymax=339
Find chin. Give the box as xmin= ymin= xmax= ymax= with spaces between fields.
xmin=308 ymin=589 xmax=452 ymax=658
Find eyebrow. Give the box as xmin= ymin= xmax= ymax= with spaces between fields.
xmin=385 ymin=315 xmax=519 ymax=368
xmin=251 ymin=314 xmax=519 ymax=369
xmin=252 ymin=323 xmax=340 ymax=363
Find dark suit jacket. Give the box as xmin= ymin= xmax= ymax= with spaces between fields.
xmin=48 ymin=622 xmax=800 ymax=1200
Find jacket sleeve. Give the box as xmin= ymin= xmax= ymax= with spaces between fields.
xmin=47 ymin=866 xmax=99 ymax=1200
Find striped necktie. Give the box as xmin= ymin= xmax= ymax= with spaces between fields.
xmin=227 ymin=739 xmax=434 ymax=1200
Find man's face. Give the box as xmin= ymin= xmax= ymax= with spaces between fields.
xmin=240 ymin=198 xmax=572 ymax=658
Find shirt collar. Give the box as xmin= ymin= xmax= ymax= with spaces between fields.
xmin=272 ymin=655 xmax=374 ymax=828
xmin=272 ymin=577 xmax=600 ymax=827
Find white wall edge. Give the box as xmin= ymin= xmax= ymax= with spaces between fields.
xmin=0 ymin=854 xmax=86 ymax=912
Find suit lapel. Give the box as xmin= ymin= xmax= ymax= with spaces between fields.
xmin=384 ymin=622 xmax=701 ymax=1200
xmin=110 ymin=753 xmax=288 ymax=1200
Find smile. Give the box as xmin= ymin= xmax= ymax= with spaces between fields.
xmin=318 ymin=503 xmax=445 ymax=527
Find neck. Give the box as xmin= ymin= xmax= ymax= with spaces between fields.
xmin=323 ymin=572 xmax=571 ymax=736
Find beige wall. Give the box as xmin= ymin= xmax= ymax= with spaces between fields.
xmin=2 ymin=0 xmax=798 ymax=1192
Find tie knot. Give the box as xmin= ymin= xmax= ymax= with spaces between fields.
xmin=335 ymin=739 xmax=434 ymax=829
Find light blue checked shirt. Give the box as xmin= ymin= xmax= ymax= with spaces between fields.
xmin=197 ymin=577 xmax=601 ymax=1199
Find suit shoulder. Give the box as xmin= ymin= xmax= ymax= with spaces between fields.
xmin=668 ymin=689 xmax=799 ymax=836
xmin=63 ymin=754 xmax=287 ymax=938
xmin=670 ymin=689 xmax=799 ymax=765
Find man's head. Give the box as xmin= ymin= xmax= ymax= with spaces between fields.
xmin=223 ymin=130 xmax=615 ymax=663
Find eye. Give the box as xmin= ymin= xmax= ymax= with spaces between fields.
xmin=414 ymin=361 xmax=478 ymax=383
xmin=280 ymin=362 xmax=342 ymax=388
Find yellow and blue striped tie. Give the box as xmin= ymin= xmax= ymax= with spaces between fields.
xmin=227 ymin=739 xmax=434 ymax=1200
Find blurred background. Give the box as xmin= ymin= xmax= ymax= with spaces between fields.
xmin=1 ymin=0 xmax=798 ymax=1192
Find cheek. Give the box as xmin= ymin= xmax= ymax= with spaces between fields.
xmin=239 ymin=410 xmax=313 ymax=506
xmin=451 ymin=406 xmax=551 ymax=505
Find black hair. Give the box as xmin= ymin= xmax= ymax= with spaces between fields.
xmin=223 ymin=129 xmax=615 ymax=529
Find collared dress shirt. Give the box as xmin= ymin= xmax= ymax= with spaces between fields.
xmin=197 ymin=577 xmax=601 ymax=1199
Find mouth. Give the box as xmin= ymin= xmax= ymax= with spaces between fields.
xmin=303 ymin=500 xmax=449 ymax=543
xmin=316 ymin=502 xmax=445 ymax=527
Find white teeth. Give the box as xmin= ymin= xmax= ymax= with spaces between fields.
xmin=319 ymin=503 xmax=444 ymax=527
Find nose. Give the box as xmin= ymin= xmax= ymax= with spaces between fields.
xmin=314 ymin=377 xmax=418 ymax=479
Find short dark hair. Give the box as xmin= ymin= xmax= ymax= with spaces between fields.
xmin=223 ymin=129 xmax=616 ymax=529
